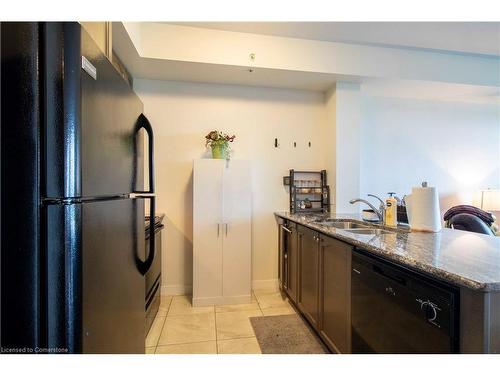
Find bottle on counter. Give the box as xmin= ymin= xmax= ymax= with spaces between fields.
xmin=385 ymin=192 xmax=398 ymax=227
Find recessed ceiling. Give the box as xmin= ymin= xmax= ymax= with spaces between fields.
xmin=113 ymin=22 xmax=500 ymax=98
xmin=169 ymin=22 xmax=500 ymax=57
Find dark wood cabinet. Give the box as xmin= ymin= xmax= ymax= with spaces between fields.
xmin=284 ymin=222 xmax=299 ymax=303
xmin=298 ymin=225 xmax=320 ymax=328
xmin=277 ymin=217 xmax=500 ymax=354
xmin=279 ymin=220 xmax=298 ymax=303
xmin=319 ymin=235 xmax=352 ymax=353
xmin=279 ymin=221 xmax=353 ymax=353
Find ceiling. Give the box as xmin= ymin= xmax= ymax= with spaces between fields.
xmin=113 ymin=22 xmax=500 ymax=99
xmin=169 ymin=22 xmax=500 ymax=57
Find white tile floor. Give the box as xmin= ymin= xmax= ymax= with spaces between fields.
xmin=145 ymin=288 xmax=297 ymax=354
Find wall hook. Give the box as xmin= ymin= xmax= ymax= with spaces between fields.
xmin=248 ymin=53 xmax=256 ymax=73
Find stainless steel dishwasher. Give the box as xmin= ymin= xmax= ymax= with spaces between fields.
xmin=351 ymin=250 xmax=459 ymax=353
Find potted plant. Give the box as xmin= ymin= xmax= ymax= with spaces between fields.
xmin=205 ymin=130 xmax=236 ymax=160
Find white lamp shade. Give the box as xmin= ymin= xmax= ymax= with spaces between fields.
xmin=481 ymin=189 xmax=500 ymax=211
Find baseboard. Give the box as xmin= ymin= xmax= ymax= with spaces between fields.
xmin=163 ymin=280 xmax=278 ymax=296
xmin=161 ymin=284 xmax=192 ymax=296
xmin=192 ymin=295 xmax=252 ymax=307
xmin=252 ymin=279 xmax=279 ymax=291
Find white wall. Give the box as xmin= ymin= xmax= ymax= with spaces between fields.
xmin=134 ymin=79 xmax=327 ymax=294
xmin=333 ymin=83 xmax=362 ymax=213
xmin=360 ymin=96 xmax=500 ymax=215
xmin=324 ymin=82 xmax=363 ymax=214
xmin=324 ymin=87 xmax=337 ymax=209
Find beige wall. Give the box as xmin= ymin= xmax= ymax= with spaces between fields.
xmin=134 ymin=79 xmax=327 ymax=294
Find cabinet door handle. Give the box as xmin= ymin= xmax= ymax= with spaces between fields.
xmin=225 ymin=223 xmax=228 ymax=236
xmin=217 ymin=223 xmax=220 ymax=237
xmin=282 ymin=226 xmax=292 ymax=234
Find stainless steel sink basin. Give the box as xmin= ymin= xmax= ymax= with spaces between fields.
xmin=314 ymin=220 xmax=370 ymax=229
xmin=343 ymin=228 xmax=394 ymax=235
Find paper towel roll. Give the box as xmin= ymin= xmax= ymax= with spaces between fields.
xmin=408 ymin=185 xmax=442 ymax=232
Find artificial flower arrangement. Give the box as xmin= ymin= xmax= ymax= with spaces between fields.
xmin=205 ymin=130 xmax=236 ymax=160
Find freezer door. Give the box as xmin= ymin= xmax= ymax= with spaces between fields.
xmin=44 ymin=23 xmax=144 ymax=198
xmin=46 ymin=198 xmax=145 ymax=353
xmin=80 ymin=31 xmax=144 ymax=196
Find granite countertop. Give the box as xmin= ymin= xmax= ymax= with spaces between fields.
xmin=275 ymin=211 xmax=500 ymax=292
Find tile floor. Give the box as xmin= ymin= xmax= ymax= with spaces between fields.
xmin=145 ymin=288 xmax=297 ymax=354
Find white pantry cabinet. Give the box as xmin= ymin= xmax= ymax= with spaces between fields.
xmin=193 ymin=159 xmax=252 ymax=306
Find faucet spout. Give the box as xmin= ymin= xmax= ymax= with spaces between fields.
xmin=349 ymin=198 xmax=384 ymax=222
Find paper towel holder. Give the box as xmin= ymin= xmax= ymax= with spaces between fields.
xmin=408 ymin=181 xmax=442 ymax=233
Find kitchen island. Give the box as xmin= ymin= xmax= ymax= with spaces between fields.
xmin=275 ymin=212 xmax=500 ymax=354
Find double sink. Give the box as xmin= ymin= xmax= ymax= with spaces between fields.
xmin=312 ymin=219 xmax=395 ymax=235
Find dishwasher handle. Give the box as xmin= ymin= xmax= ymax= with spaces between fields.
xmin=372 ymin=264 xmax=407 ymax=286
xmin=353 ymin=250 xmax=407 ymax=286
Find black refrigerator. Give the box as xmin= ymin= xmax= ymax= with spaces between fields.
xmin=0 ymin=22 xmax=156 ymax=353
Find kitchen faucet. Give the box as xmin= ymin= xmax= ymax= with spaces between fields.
xmin=349 ymin=194 xmax=386 ymax=222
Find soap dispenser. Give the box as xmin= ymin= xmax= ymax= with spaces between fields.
xmin=385 ymin=192 xmax=398 ymax=227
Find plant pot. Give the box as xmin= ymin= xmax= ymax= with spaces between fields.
xmin=211 ymin=143 xmax=228 ymax=159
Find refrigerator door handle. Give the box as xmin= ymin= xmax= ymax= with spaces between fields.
xmin=133 ymin=114 xmax=156 ymax=275
xmin=134 ymin=113 xmax=155 ymax=194
xmin=134 ymin=195 xmax=156 ymax=275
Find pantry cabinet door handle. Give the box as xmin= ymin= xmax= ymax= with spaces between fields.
xmin=217 ymin=223 xmax=220 ymax=237
xmin=225 ymin=223 xmax=228 ymax=236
